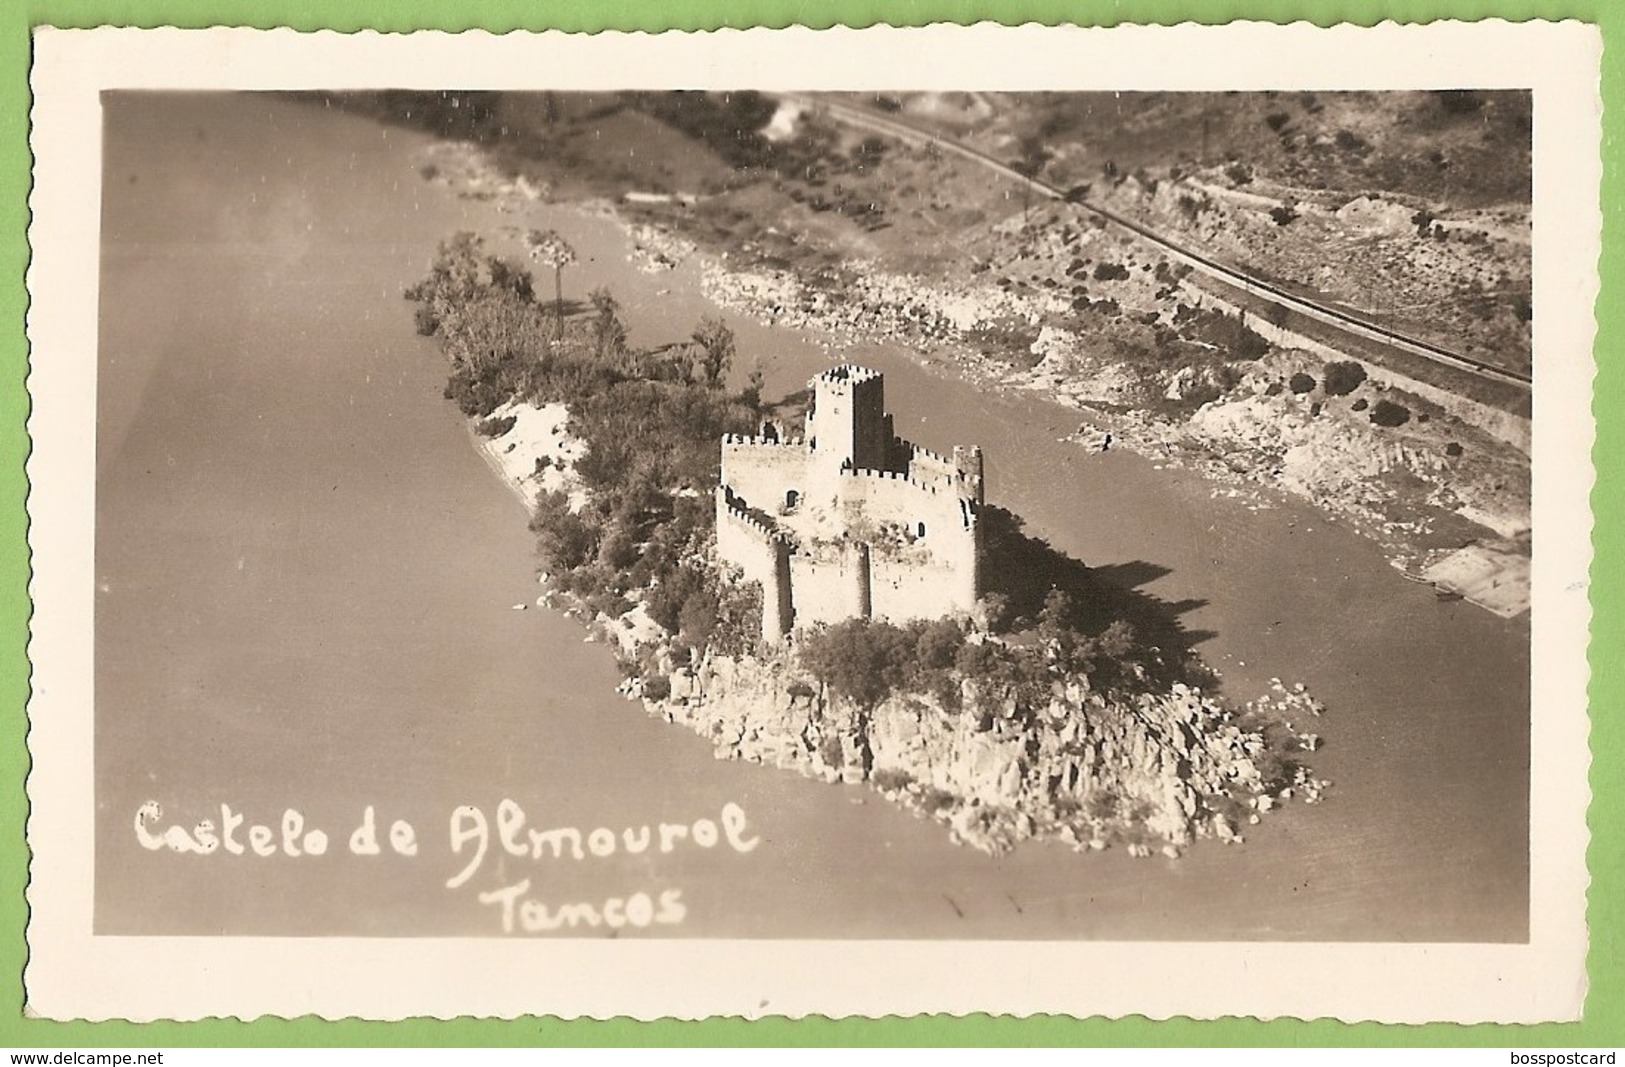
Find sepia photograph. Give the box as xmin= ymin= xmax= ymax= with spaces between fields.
xmin=23 ymin=23 xmax=1597 ymax=1023
xmin=94 ymin=83 xmax=1534 ymax=941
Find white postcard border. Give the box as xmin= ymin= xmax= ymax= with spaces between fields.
xmin=23 ymin=21 xmax=1600 ymax=1023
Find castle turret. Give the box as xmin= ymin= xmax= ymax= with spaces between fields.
xmin=953 ymin=445 xmax=985 ymax=505
xmin=767 ymin=537 xmax=794 ymax=640
xmin=852 ymin=540 xmax=872 ymax=620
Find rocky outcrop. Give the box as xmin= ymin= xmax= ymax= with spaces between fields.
xmin=644 ymin=649 xmax=1327 ymax=857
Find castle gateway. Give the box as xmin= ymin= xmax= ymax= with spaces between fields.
xmin=716 ymin=365 xmax=984 ymax=642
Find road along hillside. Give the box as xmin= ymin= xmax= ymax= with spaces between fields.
xmin=788 ymin=94 xmax=1532 ymax=441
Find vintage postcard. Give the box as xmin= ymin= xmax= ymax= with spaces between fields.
xmin=23 ymin=21 xmax=1599 ymax=1022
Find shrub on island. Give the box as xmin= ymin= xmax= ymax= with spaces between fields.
xmin=796 ymin=595 xmax=1150 ymax=725
xmin=476 ymin=413 xmax=518 ymax=438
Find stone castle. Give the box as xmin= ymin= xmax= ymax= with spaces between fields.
xmin=715 ymin=365 xmax=984 ymax=642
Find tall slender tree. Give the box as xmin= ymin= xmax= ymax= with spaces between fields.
xmin=525 ymin=228 xmax=577 ymax=340
xmin=1011 ymin=137 xmax=1052 ymax=230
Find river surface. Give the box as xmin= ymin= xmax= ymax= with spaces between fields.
xmin=95 ymin=92 xmax=1529 ymax=940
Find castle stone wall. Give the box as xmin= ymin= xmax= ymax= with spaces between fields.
xmin=907 ymin=445 xmax=960 ymax=489
xmin=789 ymin=541 xmax=871 ymax=629
xmin=835 ymin=468 xmax=975 ymax=539
xmin=720 ymin=438 xmax=811 ymax=517
xmin=833 ymin=471 xmax=981 ymax=623
xmin=943 ymin=499 xmax=982 ymax=602
xmin=868 ymin=546 xmax=974 ymax=622
xmin=904 ymin=443 xmax=985 ymax=503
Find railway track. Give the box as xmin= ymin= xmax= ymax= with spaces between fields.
xmin=787 ymin=94 xmax=1532 ymax=394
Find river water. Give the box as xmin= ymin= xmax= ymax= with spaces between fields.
xmin=95 ymin=92 xmax=1529 ymax=940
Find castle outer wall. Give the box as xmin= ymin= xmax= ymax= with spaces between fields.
xmin=714 ymin=492 xmax=794 ymax=640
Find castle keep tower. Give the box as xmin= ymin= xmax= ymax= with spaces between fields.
xmin=716 ymin=365 xmax=984 ymax=643
xmin=808 ymin=365 xmax=891 ymax=474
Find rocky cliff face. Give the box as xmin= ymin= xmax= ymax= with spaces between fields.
xmin=642 ymin=651 xmax=1325 ymax=857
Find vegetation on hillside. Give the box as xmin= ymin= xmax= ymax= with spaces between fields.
xmin=798 ymin=591 xmax=1145 ymax=719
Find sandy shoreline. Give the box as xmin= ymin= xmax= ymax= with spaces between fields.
xmin=466 ymin=399 xmax=585 ymax=516
xmin=467 ymin=400 xmax=670 ymax=653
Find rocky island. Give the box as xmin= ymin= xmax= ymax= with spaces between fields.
xmin=405 ymin=233 xmax=1325 ymax=857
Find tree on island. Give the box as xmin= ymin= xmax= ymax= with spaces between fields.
xmin=406 ymin=231 xmax=533 ymax=340
xmin=690 ymin=316 xmax=736 ymax=388
xmin=589 ymin=286 xmax=628 ymax=361
xmin=741 ymin=364 xmax=766 ymax=414
xmin=525 ymin=228 xmax=577 ymax=340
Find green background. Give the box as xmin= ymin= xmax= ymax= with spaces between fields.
xmin=2 ymin=0 xmax=1617 ymax=1048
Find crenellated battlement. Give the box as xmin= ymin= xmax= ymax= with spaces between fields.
xmin=905 ymin=440 xmax=955 ymax=471
xmin=903 ymin=441 xmax=984 ymax=501
xmin=721 ymin=433 xmax=808 ymax=449
xmin=814 ymin=364 xmax=883 ymax=387
xmin=841 ymin=466 xmax=940 ymax=496
xmin=717 ymin=487 xmax=790 ymax=544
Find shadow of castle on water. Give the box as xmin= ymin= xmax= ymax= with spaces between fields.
xmin=762 ymin=382 xmax=1216 ymax=691
xmin=978 ymin=504 xmax=1218 ymax=692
